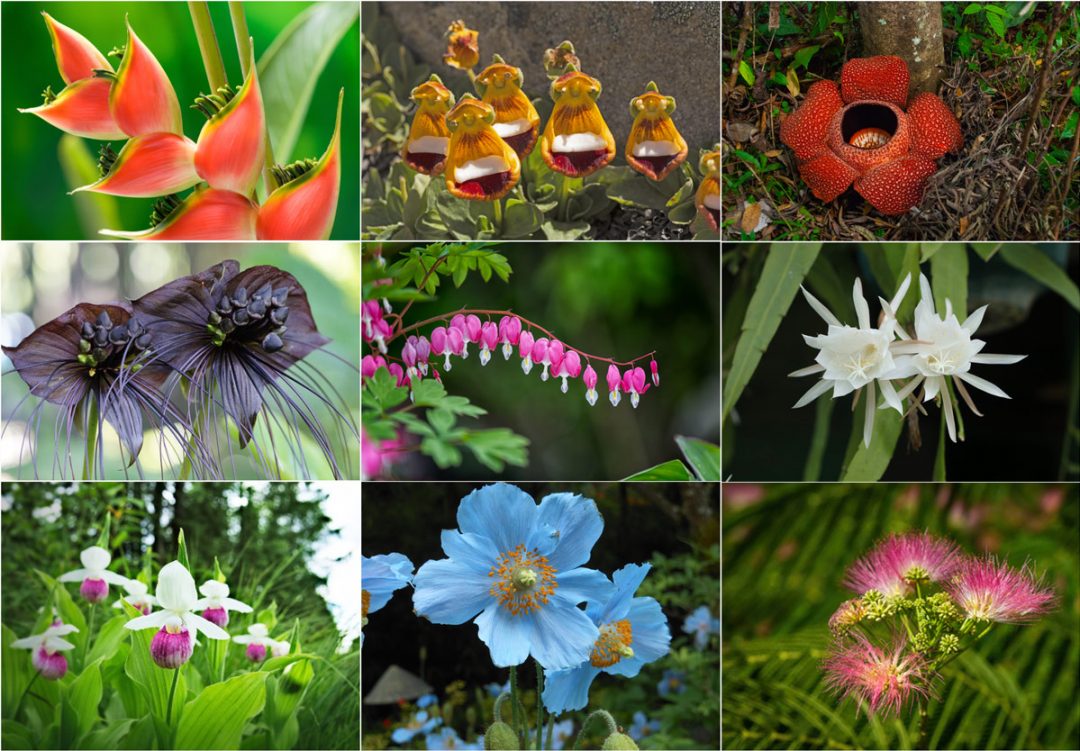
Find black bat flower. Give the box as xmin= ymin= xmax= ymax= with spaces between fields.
xmin=132 ymin=260 xmax=355 ymax=479
xmin=2 ymin=302 xmax=196 ymax=477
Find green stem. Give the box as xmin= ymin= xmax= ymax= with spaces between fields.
xmin=166 ymin=667 xmax=181 ymax=726
xmin=573 ymin=710 xmax=619 ymax=750
xmin=545 ymin=717 xmax=555 ymax=751
xmin=916 ymin=581 xmax=923 ymax=600
xmin=557 ymin=173 xmax=570 ymax=222
xmin=510 ymin=665 xmax=523 ymax=748
xmin=188 ymin=2 xmax=229 ymax=92
xmin=226 ymin=1 xmax=279 ymax=193
xmin=535 ymin=661 xmax=544 ymax=750
xmin=13 ymin=671 xmax=40 ymax=719
xmin=84 ymin=603 xmax=97 ymax=667
xmin=917 ymin=697 xmax=930 ymax=750
xmin=82 ymin=392 xmax=99 ymax=481
xmin=900 ymin=612 xmax=916 ymax=643
xmin=493 ymin=691 xmax=511 ymax=724
xmin=493 ymin=197 xmax=504 ymax=235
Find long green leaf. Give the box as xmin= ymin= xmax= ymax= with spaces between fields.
xmin=67 ymin=658 xmax=103 ymax=741
xmin=259 ymin=1 xmax=358 ymax=161
xmin=1 ymin=625 xmax=31 ymax=719
xmin=174 ymin=671 xmax=267 ymax=750
xmin=930 ymin=246 xmax=969 ymax=318
xmin=623 ymin=459 xmax=694 ymax=481
xmin=998 ymin=246 xmax=1080 ymax=311
xmin=675 ymin=436 xmax=721 ymax=480
xmin=723 ymin=244 xmax=822 ymax=420
xmin=840 ymin=408 xmax=903 ymax=480
xmin=123 ymin=602 xmax=186 ymax=728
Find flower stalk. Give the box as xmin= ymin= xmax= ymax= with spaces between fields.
xmin=187 ymin=1 xmax=228 ymax=92
xmin=166 ymin=666 xmax=181 ymax=725
xmin=227 ymin=1 xmax=279 ymax=193
xmin=535 ymin=660 xmax=544 ymax=750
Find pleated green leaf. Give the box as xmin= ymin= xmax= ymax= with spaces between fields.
xmin=174 ymin=671 xmax=267 ymax=750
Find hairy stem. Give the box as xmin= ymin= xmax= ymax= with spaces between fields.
xmin=188 ymin=2 xmax=229 ymax=92
xmin=573 ymin=710 xmax=619 ymax=750
xmin=510 ymin=665 xmax=523 ymax=748
xmin=493 ymin=197 xmax=504 ymax=236
xmin=535 ymin=660 xmax=544 ymax=750
xmin=227 ymin=1 xmax=279 ymax=193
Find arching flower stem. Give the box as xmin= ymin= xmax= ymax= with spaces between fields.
xmin=226 ymin=1 xmax=278 ymax=192
xmin=14 ymin=672 xmax=40 ymax=719
xmin=573 ymin=710 xmax=618 ymax=750
xmin=187 ymin=2 xmax=229 ymax=93
xmin=391 ymin=309 xmax=656 ymax=368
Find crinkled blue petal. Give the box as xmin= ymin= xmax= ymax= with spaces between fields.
xmin=362 ymin=553 xmax=414 ymax=613
xmin=528 ymin=493 xmax=604 ymax=571
xmin=542 ymin=663 xmax=601 ymax=714
xmin=413 ymin=558 xmax=492 ymax=625
xmin=554 ymin=567 xmax=613 ymax=611
xmin=596 ymin=563 xmax=651 ymax=623
xmin=605 ymin=596 xmax=670 ymax=677
xmin=457 ymin=484 xmax=538 ymax=554
xmin=475 ymin=603 xmax=532 ymax=667
xmin=439 ymin=529 xmax=499 ymax=574
xmin=527 ymin=599 xmax=599 ymax=670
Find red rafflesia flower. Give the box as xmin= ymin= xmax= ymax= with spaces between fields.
xmin=779 ymin=55 xmax=962 ymax=215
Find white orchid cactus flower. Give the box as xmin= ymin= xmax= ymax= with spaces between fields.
xmin=12 ymin=620 xmax=79 ymax=679
xmin=123 ymin=561 xmax=229 ymax=669
xmin=232 ymin=623 xmax=275 ymax=662
xmin=58 ymin=546 xmax=130 ymax=604
xmin=113 ymin=579 xmax=158 ymax=615
xmin=193 ymin=579 xmax=253 ymax=629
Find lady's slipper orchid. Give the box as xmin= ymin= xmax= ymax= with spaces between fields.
xmin=232 ymin=623 xmax=274 ymax=662
xmin=71 ymin=133 xmax=199 ymax=197
xmin=113 ymin=579 xmax=158 ymax=615
xmin=193 ymin=51 xmax=266 ymax=196
xmin=476 ymin=55 xmax=541 ymax=157
xmin=402 ymin=75 xmax=455 ymax=175
xmin=59 ymin=546 xmax=130 ymax=602
xmin=18 ymin=13 xmax=125 ymax=140
xmin=124 ymin=560 xmax=229 ymax=668
xmin=100 ymin=188 xmax=258 ymax=240
xmin=541 ymin=68 xmax=616 ymax=177
xmin=194 ymin=579 xmax=253 ymax=629
xmin=443 ymin=19 xmax=479 ymax=70
xmin=12 ymin=620 xmax=79 ymax=680
xmin=779 ymin=55 xmax=962 ymax=215
xmin=270 ymin=639 xmax=291 ymax=658
xmin=109 ymin=19 xmax=183 ymax=137
xmin=256 ymin=89 xmax=344 ymax=240
xmin=625 ymin=81 xmax=688 ymax=181
xmin=695 ymin=148 xmax=720 ymax=232
xmin=444 ymin=94 xmax=521 ymax=201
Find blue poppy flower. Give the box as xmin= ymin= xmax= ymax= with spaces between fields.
xmin=416 ymin=693 xmax=438 ymax=708
xmin=682 ymin=604 xmax=719 ymax=650
xmin=549 ymin=718 xmax=575 ymax=750
xmin=362 ymin=552 xmax=414 ymax=645
xmin=628 ymin=711 xmax=661 ymax=741
xmin=391 ymin=710 xmax=440 ymax=745
xmin=657 ymin=668 xmax=687 ymax=697
xmin=412 ymin=484 xmax=612 ymax=670
xmin=541 ymin=563 xmax=670 ymax=714
xmin=484 ymin=680 xmax=510 ymax=698
xmin=424 ymin=726 xmax=480 ymax=750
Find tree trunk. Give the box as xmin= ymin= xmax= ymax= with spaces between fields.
xmin=857 ymin=2 xmax=945 ymax=97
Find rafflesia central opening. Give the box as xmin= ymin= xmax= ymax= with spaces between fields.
xmin=841 ymin=103 xmax=898 ymax=149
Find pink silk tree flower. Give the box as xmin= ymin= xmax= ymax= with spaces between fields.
xmin=845 ymin=532 xmax=962 ymax=597
xmin=823 ymin=632 xmax=934 ymax=717
xmin=946 ymin=556 xmax=1056 ymax=623
xmin=583 ymin=364 xmax=599 ymax=406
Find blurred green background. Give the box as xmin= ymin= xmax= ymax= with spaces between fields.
xmin=365 ymin=242 xmax=720 ymax=480
xmin=362 ymin=482 xmax=719 ymax=750
xmin=722 ymin=483 xmax=1080 ymax=750
xmin=1 ymin=242 xmax=361 ymax=480
xmin=1 ymin=1 xmax=359 ymax=239
xmin=1 ymin=481 xmax=360 ymax=750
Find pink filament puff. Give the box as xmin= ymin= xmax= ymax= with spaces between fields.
xmin=823 ymin=632 xmax=934 ymax=717
xmin=945 ymin=556 xmax=1056 ymax=623
xmin=845 ymin=532 xmax=962 ymax=596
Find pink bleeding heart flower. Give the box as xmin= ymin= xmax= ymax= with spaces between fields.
xmin=362 ymin=300 xmax=383 ymax=339
xmin=606 ymin=364 xmax=622 ymax=406
xmin=499 ymin=315 xmax=522 ymax=360
xmin=556 ymin=350 xmax=582 ymax=394
xmin=361 ymin=354 xmax=387 ymax=380
xmin=402 ymin=339 xmax=419 ymax=380
xmin=519 ymin=330 xmax=536 ymax=374
xmin=583 ymin=364 xmax=599 ymax=405
xmin=18 ymin=14 xmax=126 ymax=140
xmin=431 ymin=326 xmax=451 ymax=370
xmin=547 ymin=340 xmax=565 ymax=383
xmin=650 ymin=360 xmax=660 ymax=387
xmin=622 ymin=367 xmax=648 ymax=408
xmin=388 ymin=362 xmax=408 ymax=388
xmin=532 ymin=337 xmax=551 ymax=380
xmin=479 ymin=321 xmax=499 ymax=366
xmin=450 ymin=314 xmax=471 ymax=358
xmin=414 ymin=335 xmax=432 ymax=375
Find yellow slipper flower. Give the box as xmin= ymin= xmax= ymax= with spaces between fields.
xmin=402 ymin=75 xmax=455 ymax=175
xmin=476 ymin=55 xmax=540 ymax=158
xmin=444 ymin=95 xmax=521 ymax=201
xmin=540 ymin=67 xmax=615 ymax=177
xmin=625 ymin=81 xmax=688 ymax=181
xmin=443 ymin=20 xmax=479 ymax=71
xmin=695 ymin=147 xmax=720 ymax=232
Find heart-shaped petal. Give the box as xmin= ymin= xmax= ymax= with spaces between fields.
xmin=100 ymin=188 xmax=257 ymax=240
xmin=71 ymin=133 xmax=198 ymax=197
xmin=19 ymin=78 xmax=125 ymax=140
xmin=256 ymin=89 xmax=343 ymax=239
xmin=194 ymin=50 xmax=266 ymax=195
xmin=109 ymin=19 xmax=182 ymax=136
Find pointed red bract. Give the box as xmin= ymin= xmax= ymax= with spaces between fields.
xmin=906 ymin=92 xmax=963 ymax=160
xmin=72 ymin=133 xmax=198 ymax=197
xmin=854 ymin=156 xmax=937 ymax=215
xmin=256 ymin=90 xmax=343 ymax=240
xmin=779 ymin=80 xmax=843 ymax=161
xmin=798 ymin=150 xmax=859 ymax=202
xmin=19 ymin=77 xmax=125 ymax=140
xmin=840 ymin=56 xmax=910 ymax=107
xmin=194 ymin=52 xmax=266 ymax=196
xmin=43 ymin=13 xmax=112 ymax=84
xmin=109 ymin=20 xmax=182 ymax=136
xmin=100 ymin=188 xmax=257 ymax=240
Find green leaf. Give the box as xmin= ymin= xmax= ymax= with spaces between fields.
xmin=624 ymin=459 xmax=694 ymax=481
xmin=67 ymin=658 xmax=103 ymax=741
xmin=86 ymin=615 xmax=129 ymax=666
xmin=791 ymin=45 xmax=820 ymax=70
xmin=723 ymin=244 xmax=822 ymax=420
xmin=461 ymin=429 xmax=530 ymax=472
xmin=998 ymin=246 xmax=1080 ymax=311
xmin=738 ymin=60 xmax=755 ymax=86
xmin=177 ymin=528 xmax=190 ymax=571
xmin=675 ymin=436 xmax=721 ymax=481
xmin=364 ymin=368 xmax=409 ymax=409
xmin=540 ymin=219 xmax=591 ymax=240
xmin=957 ymin=31 xmax=973 ymax=57
xmin=930 ymin=245 xmax=969 ymax=318
xmin=964 ymin=3 xmax=983 ymax=13
xmin=985 ymin=10 xmax=1006 ymax=37
xmin=500 ymin=198 xmax=544 ymax=238
xmin=970 ymin=243 xmax=1002 ymax=261
xmin=2 ymin=624 xmax=32 ymax=719
xmin=933 ymin=404 xmax=948 ymax=481
xmin=840 ymin=407 xmax=903 ymax=480
xmin=123 ymin=601 xmax=186 ymax=727
xmin=259 ymin=1 xmax=360 ymax=161
xmin=428 ymin=408 xmax=456 ymax=434
xmin=175 ymin=671 xmax=267 ymax=750
xmin=58 ymin=135 xmax=122 ymax=237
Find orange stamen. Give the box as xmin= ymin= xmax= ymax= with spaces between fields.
xmin=590 ymin=619 xmax=634 ymax=668
xmin=488 ymin=544 xmax=558 ymax=616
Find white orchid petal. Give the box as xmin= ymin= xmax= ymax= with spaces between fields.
xmin=58 ymin=569 xmax=91 ymax=582
xmin=11 ymin=635 xmax=43 ymax=649
xmin=80 ymin=546 xmax=112 ymax=571
xmin=199 ymin=580 xmax=230 ymax=599
xmin=100 ymin=571 xmax=131 ymax=586
xmin=800 ymin=286 xmax=841 ymax=327
xmin=155 ymin=561 xmax=198 ymax=612
xmin=853 ymin=278 xmax=871 ymax=329
xmin=793 ymin=378 xmax=833 ymax=408
xmin=45 ymin=637 xmax=77 ymax=652
xmin=222 ymin=597 xmax=253 ymax=613
xmin=890 ymin=274 xmax=912 ymax=312
xmin=184 ymin=612 xmax=230 ymax=641
xmin=124 ymin=610 xmax=172 ymax=631
xmin=955 ymin=371 xmax=1010 ymax=399
xmin=232 ymin=635 xmax=253 ymax=644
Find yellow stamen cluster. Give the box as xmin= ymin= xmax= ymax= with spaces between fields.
xmin=590 ymin=619 xmax=634 ymax=667
xmin=488 ymin=544 xmax=557 ymax=616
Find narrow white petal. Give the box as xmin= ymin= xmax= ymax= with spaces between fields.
xmin=800 ymin=286 xmax=841 ymax=327
xmin=58 ymin=569 xmax=90 ymax=582
xmin=124 ymin=610 xmax=172 ymax=631
xmin=890 ymin=274 xmax=912 ymax=312
xmin=879 ymin=379 xmax=904 ymax=413
xmin=222 ymin=597 xmax=253 ymax=613
xmin=47 ymin=624 xmax=79 ymax=637
xmin=793 ymin=378 xmax=833 ymax=408
xmin=832 ymin=379 xmax=856 ymax=398
xmin=956 ymin=371 xmax=1010 ymax=399
xmin=863 ymin=380 xmax=876 ymax=447
xmin=924 ymin=375 xmax=942 ymax=401
xmin=101 ymin=571 xmax=131 ymax=586
xmin=789 ymin=363 xmax=825 ymax=378
xmin=11 ymin=636 xmax=43 ymax=649
xmin=961 ymin=304 xmax=988 ymax=334
xmin=969 ymin=353 xmax=1026 ymax=365
xmin=232 ymin=635 xmax=253 ymax=645
xmin=853 ymin=278 xmax=871 ymax=329
xmin=941 ymin=384 xmax=957 ymax=442
xmin=184 ymin=612 xmax=230 ymax=641
xmin=46 ymin=638 xmax=77 ymax=652
xmin=895 ymin=375 xmax=925 ymax=402
xmin=919 ymin=274 xmax=934 ymax=315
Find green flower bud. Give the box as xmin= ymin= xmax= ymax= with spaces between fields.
xmin=602 ymin=733 xmax=640 ymax=750
xmin=485 ymin=722 xmax=519 ymax=750
xmin=939 ymin=633 xmax=960 ymax=655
